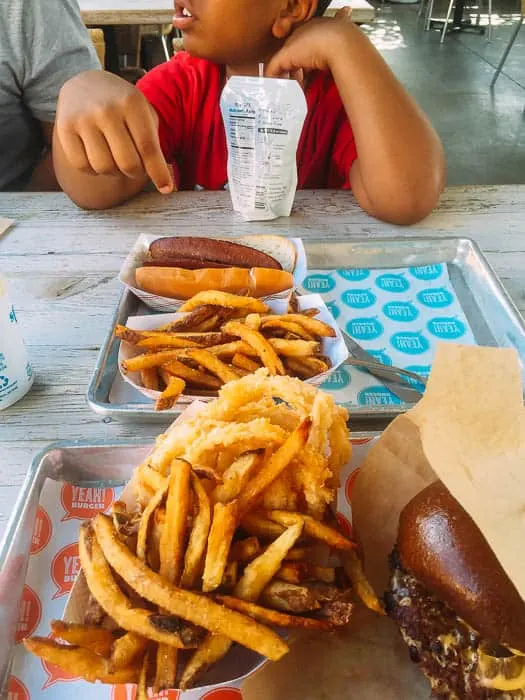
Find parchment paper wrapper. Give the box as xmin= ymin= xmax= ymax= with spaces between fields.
xmin=352 ymin=343 xmax=525 ymax=601
xmin=118 ymin=293 xmax=349 ymax=408
xmin=0 ymin=217 xmax=14 ymax=238
xmin=119 ymin=235 xmax=308 ymax=312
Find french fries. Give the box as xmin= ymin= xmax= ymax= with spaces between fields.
xmin=217 ymin=596 xmax=334 ymax=631
xmin=180 ymin=473 xmax=212 ymax=589
xmin=180 ymin=634 xmax=233 ymax=691
xmin=25 ymin=375 xmax=369 ymax=694
xmin=117 ymin=291 xmax=337 ymax=410
xmin=222 ymin=321 xmax=285 ymax=376
xmin=49 ymin=620 xmax=115 ymax=657
xmin=202 ymin=501 xmax=238 ymax=593
xmin=92 ymin=514 xmax=288 ymax=660
xmin=234 ymin=523 xmax=303 ymax=601
xmin=179 ymin=291 xmax=269 ymax=314
xmin=23 ymin=638 xmax=138 ymax=684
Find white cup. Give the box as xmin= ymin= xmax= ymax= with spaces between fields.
xmin=0 ymin=276 xmax=34 ymax=410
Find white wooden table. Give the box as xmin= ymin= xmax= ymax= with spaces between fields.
xmin=0 ymin=186 xmax=524 ymax=541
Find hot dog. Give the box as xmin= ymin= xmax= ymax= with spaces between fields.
xmin=149 ymin=237 xmax=282 ymax=270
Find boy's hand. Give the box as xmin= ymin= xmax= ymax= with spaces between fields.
xmin=55 ymin=71 xmax=173 ymax=194
xmin=266 ymin=10 xmax=353 ymax=78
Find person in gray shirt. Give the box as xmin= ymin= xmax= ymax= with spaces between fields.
xmin=0 ymin=0 xmax=101 ymax=191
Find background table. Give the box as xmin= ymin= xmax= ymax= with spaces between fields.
xmin=79 ymin=0 xmax=376 ymax=27
xmin=0 ymin=186 xmax=524 ymax=540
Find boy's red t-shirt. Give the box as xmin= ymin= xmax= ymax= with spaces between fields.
xmin=137 ymin=51 xmax=357 ymax=191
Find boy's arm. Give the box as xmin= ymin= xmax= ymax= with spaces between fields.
xmin=267 ymin=19 xmax=445 ymax=225
xmin=53 ymin=71 xmax=174 ymax=210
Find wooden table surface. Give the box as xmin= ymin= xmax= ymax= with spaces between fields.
xmin=0 ymin=186 xmax=524 ymax=541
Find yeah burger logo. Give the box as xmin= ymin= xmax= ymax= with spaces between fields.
xmin=111 ymin=686 xmax=180 ymax=700
xmin=51 ymin=542 xmax=80 ymax=599
xmin=60 ymin=483 xmax=114 ymax=521
xmin=7 ymin=676 xmax=30 ymax=700
xmin=30 ymin=505 xmax=52 ymax=555
xmin=16 ymin=585 xmax=42 ymax=642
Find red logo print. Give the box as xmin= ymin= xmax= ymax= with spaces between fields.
xmin=30 ymin=506 xmax=52 ymax=555
xmin=335 ymin=512 xmax=353 ymax=539
xmin=7 ymin=675 xmax=30 ymax=700
xmin=350 ymin=437 xmax=373 ymax=446
xmin=111 ymin=686 xmax=180 ymax=700
xmin=16 ymin=585 xmax=42 ymax=642
xmin=41 ymin=657 xmax=79 ymax=689
xmin=61 ymin=483 xmax=114 ymax=521
xmin=345 ymin=468 xmax=361 ymax=506
xmin=51 ymin=542 xmax=80 ymax=599
xmin=201 ymin=689 xmax=243 ymax=700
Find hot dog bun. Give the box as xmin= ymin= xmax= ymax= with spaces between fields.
xmin=149 ymin=236 xmax=285 ymax=271
xmin=135 ymin=266 xmax=294 ymax=300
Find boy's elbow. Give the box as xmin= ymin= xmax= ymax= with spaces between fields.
xmin=359 ymin=161 xmax=446 ymax=226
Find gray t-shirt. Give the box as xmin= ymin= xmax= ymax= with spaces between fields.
xmin=0 ymin=0 xmax=100 ymax=190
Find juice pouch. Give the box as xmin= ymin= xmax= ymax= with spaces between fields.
xmin=220 ymin=75 xmax=307 ymax=221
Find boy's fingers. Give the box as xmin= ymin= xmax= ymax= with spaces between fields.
xmin=81 ymin=129 xmax=120 ymax=176
xmin=126 ymin=110 xmax=174 ymax=195
xmin=265 ymin=53 xmax=293 ymax=79
xmin=103 ymin=122 xmax=145 ymax=180
xmin=57 ymin=128 xmax=92 ymax=173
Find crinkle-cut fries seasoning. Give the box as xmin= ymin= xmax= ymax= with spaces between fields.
xmin=25 ymin=372 xmax=382 ymax=693
xmin=117 ymin=290 xmax=337 ymax=410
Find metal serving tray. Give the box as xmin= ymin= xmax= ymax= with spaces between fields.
xmin=87 ymin=236 xmax=525 ymax=424
xmin=0 ymin=435 xmax=377 ymax=697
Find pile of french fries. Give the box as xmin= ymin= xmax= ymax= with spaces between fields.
xmin=24 ymin=372 xmax=383 ymax=695
xmin=117 ymin=290 xmax=337 ymax=410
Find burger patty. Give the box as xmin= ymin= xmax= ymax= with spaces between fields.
xmin=386 ymin=549 xmax=525 ymax=700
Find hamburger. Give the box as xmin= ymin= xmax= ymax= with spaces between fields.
xmin=385 ymin=481 xmax=525 ymax=698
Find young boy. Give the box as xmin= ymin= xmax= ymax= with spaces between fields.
xmin=54 ymin=0 xmax=445 ymax=224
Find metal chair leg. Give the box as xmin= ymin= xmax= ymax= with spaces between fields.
xmin=487 ymin=0 xmax=493 ymax=40
xmin=160 ymin=32 xmax=171 ymax=62
xmin=440 ymin=0 xmax=455 ymax=42
xmin=425 ymin=0 xmax=435 ymax=30
xmin=491 ymin=16 xmax=523 ymax=86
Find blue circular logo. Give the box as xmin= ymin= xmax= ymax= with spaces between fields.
xmin=417 ymin=287 xmax=454 ymax=308
xmin=326 ymin=300 xmax=340 ymax=320
xmin=409 ymin=264 xmax=444 ymax=281
xmin=405 ymin=364 xmax=431 ymax=391
xmin=375 ymin=274 xmax=410 ymax=294
xmin=382 ymin=301 xmax=419 ymax=323
xmin=367 ymin=349 xmax=393 ymax=366
xmin=341 ymin=289 xmax=377 ymax=309
xmin=391 ymin=332 xmax=430 ymax=355
xmin=427 ymin=317 xmax=466 ymax=340
xmin=302 ymin=274 xmax=336 ymax=294
xmin=357 ymin=386 xmax=401 ymax=406
xmin=321 ymin=367 xmax=351 ymax=391
xmin=346 ymin=317 xmax=384 ymax=341
xmin=337 ymin=269 xmax=370 ymax=282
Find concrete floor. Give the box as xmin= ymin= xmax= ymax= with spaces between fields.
xmin=361 ymin=1 xmax=525 ymax=184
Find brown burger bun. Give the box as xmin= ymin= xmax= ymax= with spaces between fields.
xmin=398 ymin=480 xmax=525 ymax=651
xmin=135 ymin=266 xmax=294 ymax=300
